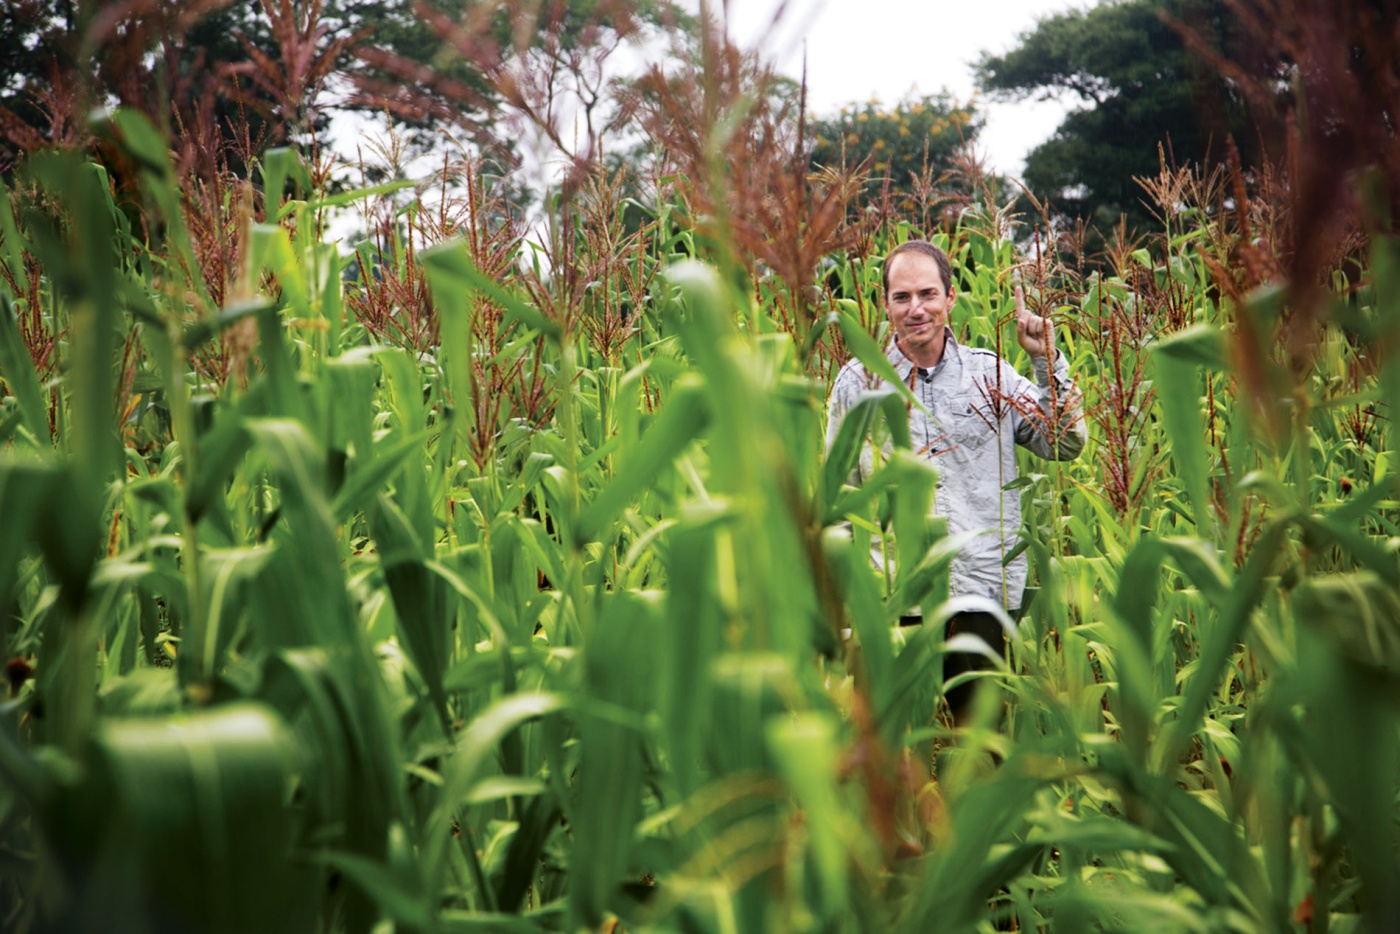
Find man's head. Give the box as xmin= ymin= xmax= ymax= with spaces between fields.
xmin=883 ymin=240 xmax=952 ymax=295
xmin=882 ymin=240 xmax=956 ymax=364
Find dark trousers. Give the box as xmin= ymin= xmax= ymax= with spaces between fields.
xmin=900 ymin=610 xmax=1007 ymax=717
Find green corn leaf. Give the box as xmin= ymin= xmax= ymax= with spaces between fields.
xmin=824 ymin=527 xmax=895 ymax=695
xmin=0 ymin=456 xmax=56 ymax=611
xmin=492 ymin=792 xmax=564 ymax=913
xmin=251 ymin=299 xmax=309 ymax=425
xmin=886 ymin=529 xmax=982 ymax=620
xmin=376 ymin=347 xmax=434 ymax=543
xmin=306 ymin=179 xmax=416 ymax=211
xmin=372 ymin=494 xmax=452 ymax=736
xmin=576 ymin=375 xmax=709 ymax=543
xmin=313 ymin=850 xmax=428 ymax=929
xmin=660 ymin=504 xmax=729 ymax=797
xmin=0 ymin=185 xmax=27 ymax=283
xmin=886 ymin=449 xmax=940 ymax=592
xmin=249 ymin=223 xmax=312 ymax=321
xmin=820 ymin=389 xmax=885 ymax=510
xmin=185 ymin=415 xmax=253 ymax=525
xmin=0 ymin=291 xmax=50 ymax=445
xmin=23 ymin=154 xmax=121 ymax=501
xmin=421 ymin=239 xmax=559 ymax=339
xmin=260 ymin=147 xmax=312 ymax=221
xmin=182 ymin=297 xmax=275 ymax=351
xmin=91 ymin=110 xmax=210 ymax=317
xmin=189 ymin=545 xmax=276 ymax=680
xmin=1155 ymin=518 xmax=1291 ymax=774
xmin=425 ymin=692 xmax=568 ymax=899
xmin=1293 ymin=573 xmax=1400 ymax=677
xmin=568 ymin=591 xmax=657 ymax=928
xmin=1298 ymin=513 xmax=1400 ymax=587
xmin=899 ymin=770 xmax=1045 ymax=933
xmin=331 ymin=429 xmax=432 ymax=522
xmin=1153 ymin=322 xmax=1228 ymax=371
xmin=421 ymin=241 xmax=474 ymax=466
xmin=836 ymin=311 xmax=921 ymax=410
xmin=258 ymin=649 xmax=401 ymax=930
xmin=879 ymin=595 xmax=1012 ymax=741
xmin=1151 ymin=342 xmax=1216 ymax=540
xmin=767 ymin=714 xmax=850 ymax=920
xmin=45 ymin=703 xmax=312 ymax=934
xmin=1288 ymin=620 xmax=1400 ymax=928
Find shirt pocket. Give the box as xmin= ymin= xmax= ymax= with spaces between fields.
xmin=949 ymin=395 xmax=1000 ymax=452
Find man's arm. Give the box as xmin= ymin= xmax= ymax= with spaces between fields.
xmin=1011 ymin=284 xmax=1087 ymax=460
xmin=1014 ymin=353 xmax=1087 ymax=461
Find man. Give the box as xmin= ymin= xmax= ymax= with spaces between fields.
xmin=826 ymin=240 xmax=1087 ymax=719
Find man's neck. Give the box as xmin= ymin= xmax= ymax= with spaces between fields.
xmin=898 ymin=331 xmax=947 ymax=369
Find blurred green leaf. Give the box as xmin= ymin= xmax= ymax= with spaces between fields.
xmin=577 ymin=375 xmax=709 ymax=543
xmin=421 ymin=239 xmax=558 ymax=339
xmin=0 ymin=291 xmax=51 ymax=445
xmin=47 ymin=703 xmax=312 ymax=934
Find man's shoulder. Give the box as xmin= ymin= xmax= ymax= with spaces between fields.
xmin=960 ymin=345 xmax=1010 ymax=371
xmin=833 ymin=355 xmax=877 ymax=385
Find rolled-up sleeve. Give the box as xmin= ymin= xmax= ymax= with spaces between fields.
xmin=1013 ymin=352 xmax=1087 ymax=461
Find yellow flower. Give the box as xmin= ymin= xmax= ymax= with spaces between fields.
xmin=873 ymin=138 xmax=885 ymax=150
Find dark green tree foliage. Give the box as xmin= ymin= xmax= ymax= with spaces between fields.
xmin=808 ymin=92 xmax=981 ymax=214
xmin=0 ymin=1 xmax=289 ymax=175
xmin=976 ymin=0 xmax=1252 ymax=230
xmin=0 ymin=1 xmax=690 ymax=175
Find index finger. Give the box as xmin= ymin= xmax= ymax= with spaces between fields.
xmin=1014 ymin=284 xmax=1027 ymax=317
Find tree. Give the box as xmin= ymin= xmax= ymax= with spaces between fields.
xmin=808 ymin=92 xmax=986 ymax=223
xmin=339 ymin=0 xmax=692 ymax=168
xmin=0 ymin=0 xmax=342 ymax=176
xmin=975 ymin=0 xmax=1253 ymax=232
xmin=0 ymin=1 xmax=691 ymax=176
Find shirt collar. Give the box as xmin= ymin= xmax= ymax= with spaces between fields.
xmin=887 ymin=326 xmax=960 ymax=380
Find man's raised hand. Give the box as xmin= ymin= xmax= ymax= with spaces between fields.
xmin=1014 ymin=284 xmax=1054 ymax=360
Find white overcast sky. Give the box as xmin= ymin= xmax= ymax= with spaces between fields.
xmin=711 ymin=0 xmax=1088 ymax=178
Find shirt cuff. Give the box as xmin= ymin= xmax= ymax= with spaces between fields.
xmin=1032 ymin=350 xmax=1071 ymax=388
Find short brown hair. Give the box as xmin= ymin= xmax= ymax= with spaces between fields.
xmin=883 ymin=240 xmax=952 ymax=295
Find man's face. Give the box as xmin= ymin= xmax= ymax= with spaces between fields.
xmin=884 ymin=253 xmax=955 ymax=358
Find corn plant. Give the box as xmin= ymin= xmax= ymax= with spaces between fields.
xmin=1 ymin=6 xmax=1399 ymax=928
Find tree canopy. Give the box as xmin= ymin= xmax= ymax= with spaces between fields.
xmin=0 ymin=1 xmax=278 ymax=172
xmin=808 ymin=92 xmax=985 ymax=226
xmin=0 ymin=0 xmax=690 ymax=175
xmin=976 ymin=0 xmax=1253 ymax=231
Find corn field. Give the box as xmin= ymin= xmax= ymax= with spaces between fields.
xmin=2 ymin=9 xmax=1400 ymax=933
